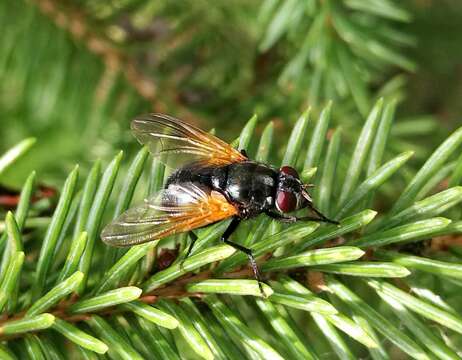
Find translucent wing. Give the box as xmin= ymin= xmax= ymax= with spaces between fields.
xmin=131 ymin=113 xmax=247 ymax=168
xmin=101 ymin=183 xmax=238 ymax=247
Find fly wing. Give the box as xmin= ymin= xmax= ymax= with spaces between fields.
xmin=131 ymin=113 xmax=247 ymax=168
xmin=101 ymin=183 xmax=238 ymax=247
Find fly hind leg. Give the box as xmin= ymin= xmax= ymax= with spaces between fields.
xmin=179 ymin=231 xmax=199 ymax=270
xmin=221 ymin=217 xmax=267 ymax=297
xmin=185 ymin=231 xmax=199 ymax=259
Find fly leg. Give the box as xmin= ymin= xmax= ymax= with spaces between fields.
xmin=185 ymin=231 xmax=198 ymax=259
xmin=221 ymin=217 xmax=266 ymax=297
xmin=240 ymin=149 xmax=248 ymax=157
xmin=306 ymin=203 xmax=339 ymax=225
xmin=266 ymin=211 xmax=339 ymax=225
xmin=179 ymin=231 xmax=198 ymax=270
xmin=265 ymin=211 xmax=297 ymax=223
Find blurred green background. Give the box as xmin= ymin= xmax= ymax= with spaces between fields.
xmin=1 ymin=0 xmax=461 ymax=187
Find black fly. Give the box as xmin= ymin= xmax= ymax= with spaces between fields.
xmin=101 ymin=114 xmax=338 ymax=292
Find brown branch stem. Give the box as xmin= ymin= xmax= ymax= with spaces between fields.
xmin=30 ymin=0 xmax=203 ymax=126
xmin=0 ymin=265 xmax=257 ymax=340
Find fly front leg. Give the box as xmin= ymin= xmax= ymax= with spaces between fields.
xmin=265 ymin=211 xmax=297 ymax=223
xmin=306 ymin=203 xmax=339 ymax=225
xmin=221 ymin=216 xmax=266 ymax=296
xmin=266 ymin=210 xmax=339 ymax=225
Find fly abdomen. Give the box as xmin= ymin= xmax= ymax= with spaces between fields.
xmin=166 ymin=165 xmax=228 ymax=191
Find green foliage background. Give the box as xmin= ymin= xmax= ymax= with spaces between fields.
xmin=1 ymin=0 xmax=462 ymax=359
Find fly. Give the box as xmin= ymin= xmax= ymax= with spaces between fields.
xmin=101 ymin=114 xmax=338 ymax=292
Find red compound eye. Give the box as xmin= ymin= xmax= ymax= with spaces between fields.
xmin=280 ymin=166 xmax=299 ymax=178
xmin=276 ymin=191 xmax=297 ymax=213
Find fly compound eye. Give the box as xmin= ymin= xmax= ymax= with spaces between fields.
xmin=280 ymin=166 xmax=299 ymax=179
xmin=276 ymin=191 xmax=297 ymax=213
